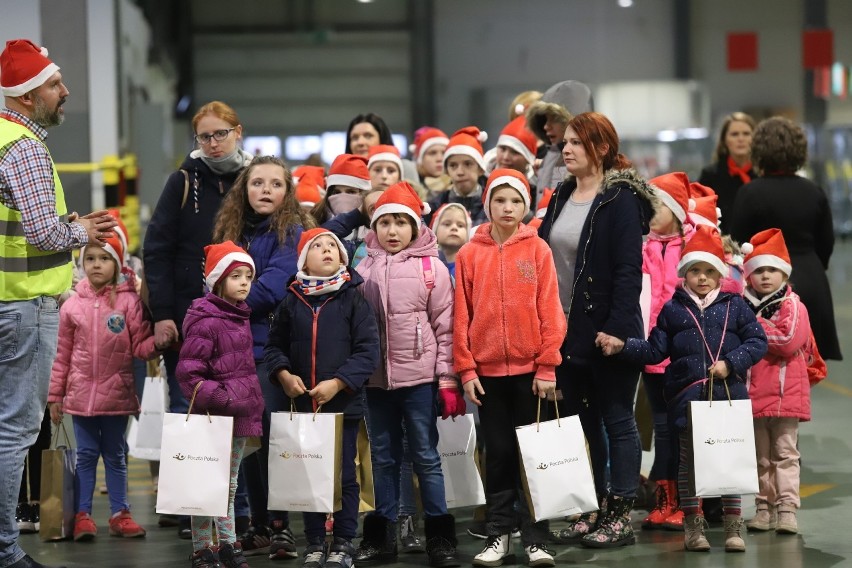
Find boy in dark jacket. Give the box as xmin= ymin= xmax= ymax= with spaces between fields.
xmin=264 ymin=228 xmax=380 ymax=568
xmin=596 ymin=225 xmax=767 ymax=554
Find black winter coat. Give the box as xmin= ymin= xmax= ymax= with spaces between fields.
xmin=729 ymin=174 xmax=841 ymax=360
xmin=538 ymin=169 xmax=655 ymax=364
xmin=263 ymin=271 xmax=380 ymax=419
xmin=697 ymin=160 xmax=755 ymax=234
xmin=143 ymin=154 xmax=242 ymax=331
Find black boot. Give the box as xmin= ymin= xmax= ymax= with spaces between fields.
xmin=424 ymin=514 xmax=460 ymax=568
xmin=580 ymin=494 xmax=636 ymax=548
xmin=354 ymin=514 xmax=397 ymax=565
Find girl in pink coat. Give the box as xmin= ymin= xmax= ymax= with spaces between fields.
xmin=354 ymin=182 xmax=464 ymax=568
xmin=741 ymin=228 xmax=814 ymax=536
xmin=48 ymin=234 xmax=161 ymax=542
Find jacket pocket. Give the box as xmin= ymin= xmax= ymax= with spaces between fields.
xmin=224 ymin=376 xmax=260 ymax=417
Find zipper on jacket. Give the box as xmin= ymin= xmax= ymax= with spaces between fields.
xmin=415 ymin=316 xmax=423 ymax=357
xmin=499 ymin=245 xmax=511 ymax=369
xmin=290 ymin=283 xmax=334 ymax=412
xmin=383 ymin=259 xmax=393 ymax=389
xmin=88 ymin=298 xmax=101 ymax=415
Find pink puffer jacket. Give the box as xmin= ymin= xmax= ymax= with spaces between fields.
xmin=356 ymin=226 xmax=454 ymax=390
xmin=49 ymin=269 xmax=158 ymax=416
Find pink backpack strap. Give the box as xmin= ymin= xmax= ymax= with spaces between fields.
xmin=421 ymin=256 xmax=435 ymax=291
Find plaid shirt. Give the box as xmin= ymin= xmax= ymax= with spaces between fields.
xmin=0 ymin=108 xmax=87 ymax=252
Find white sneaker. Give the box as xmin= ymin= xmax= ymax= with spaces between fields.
xmin=525 ymin=544 xmax=555 ymax=567
xmin=473 ymin=534 xmax=512 ymax=567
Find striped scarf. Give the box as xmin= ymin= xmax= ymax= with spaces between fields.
xmin=295 ymin=266 xmax=350 ymax=296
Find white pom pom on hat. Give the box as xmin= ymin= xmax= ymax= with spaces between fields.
xmin=740 ymin=242 xmax=754 ymax=255
xmin=515 ymin=103 xmax=526 ymax=116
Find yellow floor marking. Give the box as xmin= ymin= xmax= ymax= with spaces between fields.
xmin=800 ymin=483 xmax=835 ymax=499
xmin=816 ymin=380 xmax=852 ymax=398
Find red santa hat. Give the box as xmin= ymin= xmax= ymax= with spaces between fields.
xmin=429 ymin=202 xmax=473 ymax=237
xmin=0 ymin=39 xmax=60 ymax=97
xmin=203 ymin=241 xmax=255 ymax=290
xmin=741 ymin=228 xmax=792 ymax=277
xmin=295 ymin=177 xmax=322 ymax=208
xmin=88 ymin=232 xmax=124 ymax=271
xmin=677 ymin=225 xmax=728 ymax=278
xmin=367 ymin=144 xmax=404 ymax=175
xmin=689 ymin=194 xmax=721 ymax=229
xmin=443 ymin=126 xmax=488 ymax=172
xmin=371 ymin=181 xmax=430 ymax=229
xmin=482 ymin=168 xmax=531 ymax=220
xmin=496 ymin=117 xmax=538 ymax=166
xmin=107 ymin=208 xmax=130 ymax=261
xmin=410 ymin=127 xmax=449 ymax=165
xmin=535 ymin=188 xmax=555 ymax=220
xmin=296 ymin=228 xmax=349 ymax=271
xmin=649 ymin=172 xmax=690 ymax=224
xmin=326 ymin=154 xmax=371 ymax=192
xmin=292 ymin=165 xmax=326 ymax=188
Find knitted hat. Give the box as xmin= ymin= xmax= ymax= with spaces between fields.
xmin=107 ymin=208 xmax=130 ymax=260
xmin=0 ymin=39 xmax=60 ymax=97
xmin=295 ymin=176 xmax=322 ymax=208
xmin=367 ymin=144 xmax=404 ymax=174
xmin=371 ymin=181 xmax=430 ymax=229
xmin=649 ymin=172 xmax=690 ymax=223
xmin=677 ymin=225 xmax=728 ymax=278
xmin=296 ymin=228 xmax=349 ymax=271
xmin=410 ymin=127 xmax=449 ymax=165
xmin=203 ymin=241 xmax=255 ymax=290
xmin=292 ymin=165 xmax=326 ymax=189
xmin=496 ymin=117 xmax=538 ymax=166
xmin=741 ymin=228 xmax=792 ymax=277
xmin=535 ymin=188 xmax=555 ymax=220
xmin=326 ymin=154 xmax=371 ymax=191
xmin=482 ymin=168 xmax=531 ymax=220
xmin=429 ymin=202 xmax=472 ymax=237
xmin=443 ymin=126 xmax=488 ymax=172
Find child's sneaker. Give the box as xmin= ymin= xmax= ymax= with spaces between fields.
xmin=269 ymin=520 xmax=298 ymax=560
xmin=218 ymin=542 xmax=250 ymax=568
xmin=238 ymin=524 xmax=272 ymax=556
xmin=15 ymin=503 xmax=35 ymax=534
xmin=303 ymin=542 xmax=328 ymax=568
xmin=108 ymin=510 xmax=146 ymax=538
xmin=73 ymin=511 xmax=98 ymax=541
xmin=325 ymin=537 xmax=355 ymax=568
xmin=190 ymin=547 xmax=222 ymax=568
xmin=746 ymin=502 xmax=776 ymax=532
xmin=775 ymin=504 xmax=798 ymax=534
xmin=524 ymin=544 xmax=555 ymax=567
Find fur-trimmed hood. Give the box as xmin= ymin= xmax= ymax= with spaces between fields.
xmin=526 ymin=80 xmax=594 ymax=143
xmin=602 ymin=168 xmax=658 ymax=235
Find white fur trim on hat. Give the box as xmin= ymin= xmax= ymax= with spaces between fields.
xmin=415 ymin=136 xmax=449 ymax=164
xmin=484 ymin=175 xmax=531 ymax=220
xmin=743 ymin=254 xmax=792 ymax=278
xmin=367 ymin=152 xmax=404 ymax=173
xmin=653 ymin=187 xmax=687 ymax=223
xmin=205 ymin=251 xmax=255 ymax=290
xmin=676 ymin=251 xmax=729 ymax=279
xmin=2 ymin=62 xmax=60 ymax=97
xmin=101 ymin=242 xmax=122 ymax=269
xmin=496 ymin=134 xmax=536 ymax=166
xmin=688 ymin=213 xmax=717 ymax=229
xmin=297 ymin=231 xmax=349 ymax=272
xmin=326 ymin=173 xmax=371 ymax=191
xmin=371 ymin=202 xmax=423 ymax=229
xmin=443 ymin=146 xmax=487 ymax=173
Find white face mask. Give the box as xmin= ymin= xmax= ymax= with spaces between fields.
xmin=328 ymin=193 xmax=363 ymax=216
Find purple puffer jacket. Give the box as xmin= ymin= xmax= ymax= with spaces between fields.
xmin=176 ymin=292 xmax=263 ymax=437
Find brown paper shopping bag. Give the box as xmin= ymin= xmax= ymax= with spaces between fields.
xmin=39 ymin=422 xmax=76 ymax=541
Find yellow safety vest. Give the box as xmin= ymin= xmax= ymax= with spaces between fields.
xmin=0 ymin=118 xmax=72 ymax=300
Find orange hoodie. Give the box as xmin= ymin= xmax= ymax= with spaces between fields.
xmin=454 ymin=223 xmax=567 ymax=383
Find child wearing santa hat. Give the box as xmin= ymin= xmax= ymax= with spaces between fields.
xmin=368 ymin=145 xmax=404 ymax=192
xmin=597 ymin=224 xmax=768 ymax=553
xmin=453 ymin=169 xmax=566 ymax=567
xmin=264 ymin=228 xmax=380 ymax=568
xmin=354 ymin=181 xmax=463 ymax=568
xmin=48 ymin=232 xmax=161 ymax=543
xmin=176 ymin=241 xmax=264 ymax=568
xmin=741 ymin=228 xmax=816 ymax=536
xmin=312 ymin=154 xmax=372 ymax=224
xmin=427 ymin=127 xmax=489 ymax=227
xmin=410 ymin=126 xmax=451 ymax=196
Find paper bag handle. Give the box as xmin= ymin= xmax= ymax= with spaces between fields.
xmin=186 ymin=381 xmax=213 ymax=423
xmin=534 ymin=397 xmax=560 ymax=432
xmin=51 ymin=420 xmax=72 ymax=449
xmin=287 ymin=399 xmax=323 ymax=422
xmin=707 ymin=371 xmax=732 ymax=407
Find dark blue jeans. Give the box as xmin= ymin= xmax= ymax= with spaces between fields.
xmin=303 ymin=418 xmax=360 ymax=542
xmin=72 ymin=415 xmax=130 ymax=515
xmin=366 ymin=383 xmax=447 ymax=520
xmin=557 ymin=357 xmax=642 ymax=499
xmin=642 ymin=372 xmax=679 ymax=480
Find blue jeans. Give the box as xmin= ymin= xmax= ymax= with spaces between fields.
xmin=366 ymin=383 xmax=447 ymax=520
xmin=72 ymin=415 xmax=130 ymax=515
xmin=0 ymin=296 xmax=59 ymax=567
xmin=163 ymin=349 xmax=189 ymax=414
xmin=399 ymin=434 xmax=417 ymax=517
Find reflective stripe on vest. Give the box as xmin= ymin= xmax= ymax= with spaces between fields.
xmin=0 ymin=119 xmax=72 ymax=300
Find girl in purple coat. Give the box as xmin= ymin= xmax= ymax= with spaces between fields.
xmin=177 ymin=241 xmax=264 ymax=568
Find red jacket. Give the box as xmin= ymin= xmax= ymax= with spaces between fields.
xmin=454 ymin=223 xmax=567 ymax=384
xmin=747 ymin=286 xmax=812 ymax=421
xmin=49 ymin=270 xmax=158 ymax=416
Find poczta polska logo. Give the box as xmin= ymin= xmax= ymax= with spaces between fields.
xmin=279 ymin=451 xmax=323 ymax=459
xmin=172 ymin=453 xmax=219 ymax=462
xmin=536 ymin=457 xmax=579 ymax=470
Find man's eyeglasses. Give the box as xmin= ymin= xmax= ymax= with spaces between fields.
xmin=194 ymin=128 xmax=235 ymax=145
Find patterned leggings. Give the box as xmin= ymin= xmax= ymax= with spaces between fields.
xmin=192 ymin=436 xmax=247 ymax=551
xmin=677 ymin=431 xmax=741 ymax=517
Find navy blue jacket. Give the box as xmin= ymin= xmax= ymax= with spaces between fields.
xmin=263 ymin=270 xmax=380 ymax=419
xmin=538 ymin=170 xmax=655 ymax=364
xmin=621 ymin=287 xmax=768 ymax=430
xmin=143 ymin=154 xmax=241 ymax=330
xmin=240 ymin=219 xmax=302 ymax=360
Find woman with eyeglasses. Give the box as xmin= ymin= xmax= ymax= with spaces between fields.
xmin=142 ymin=100 xmax=254 ymax=539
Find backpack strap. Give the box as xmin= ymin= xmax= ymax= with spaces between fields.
xmin=421 ymin=256 xmax=435 ymax=291
xmin=180 ymin=169 xmax=189 ymax=209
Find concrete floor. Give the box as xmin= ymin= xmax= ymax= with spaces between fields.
xmin=20 ymin=241 xmax=852 ymax=567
